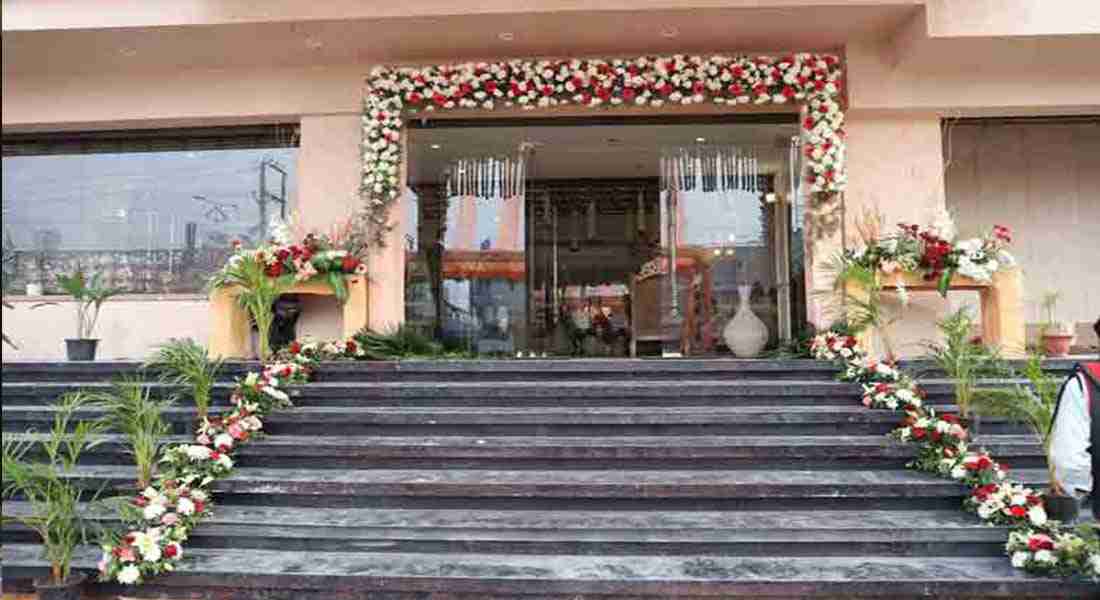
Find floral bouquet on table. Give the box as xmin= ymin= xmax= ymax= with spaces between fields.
xmin=219 ymin=213 xmax=370 ymax=302
xmin=845 ymin=208 xmax=1015 ymax=297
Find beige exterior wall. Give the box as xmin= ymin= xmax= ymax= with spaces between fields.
xmin=3 ymin=1 xmax=1098 ymax=359
xmin=946 ymin=119 xmax=1100 ymax=347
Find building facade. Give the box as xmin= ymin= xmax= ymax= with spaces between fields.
xmin=3 ymin=0 xmax=1098 ymax=360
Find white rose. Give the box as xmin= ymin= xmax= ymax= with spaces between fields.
xmin=217 ymin=453 xmax=234 ymax=469
xmin=1089 ymin=553 xmax=1100 ymax=574
xmin=977 ymin=504 xmax=993 ymax=519
xmin=213 ymin=433 xmax=234 ymax=450
xmin=117 ymin=564 xmax=142 ymax=584
xmin=951 ymin=465 xmax=967 ymax=480
xmin=1010 ymin=551 xmax=1029 ymax=568
xmin=1028 ymin=505 xmax=1047 ymax=527
xmin=190 ymin=490 xmax=208 ymax=502
xmin=143 ymin=502 xmax=166 ymax=521
xmin=184 ymin=445 xmax=212 ymax=461
xmin=1034 ymin=550 xmax=1057 ymax=564
xmin=177 ymin=497 xmax=196 ymax=515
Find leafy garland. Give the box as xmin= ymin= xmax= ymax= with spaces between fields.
xmin=97 ymin=358 xmax=317 ymax=584
xmin=810 ymin=331 xmax=1100 ymax=579
xmin=362 ymin=53 xmax=846 ymax=242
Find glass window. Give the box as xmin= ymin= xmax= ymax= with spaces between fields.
xmin=1 ymin=126 xmax=298 ymax=294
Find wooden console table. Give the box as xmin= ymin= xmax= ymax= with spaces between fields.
xmin=845 ymin=267 xmax=1025 ymax=358
xmin=209 ymin=275 xmax=369 ymax=359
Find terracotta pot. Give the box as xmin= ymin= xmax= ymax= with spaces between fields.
xmin=64 ymin=339 xmax=99 ymax=361
xmin=1043 ymin=493 xmax=1079 ymax=524
xmin=34 ymin=572 xmax=86 ymax=600
xmin=1041 ymin=334 xmax=1074 ymax=357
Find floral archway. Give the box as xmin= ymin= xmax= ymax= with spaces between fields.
xmin=360 ymin=52 xmax=846 ymax=242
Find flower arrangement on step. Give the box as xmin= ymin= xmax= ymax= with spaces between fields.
xmin=363 ymin=53 xmax=845 ymax=241
xmin=843 ymin=208 xmax=1015 ymax=297
xmin=97 ymin=355 xmax=318 ymax=585
xmin=808 ymin=319 xmax=1100 ymax=581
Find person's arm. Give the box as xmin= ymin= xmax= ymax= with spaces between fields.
xmin=1050 ymin=375 xmax=1092 ymax=494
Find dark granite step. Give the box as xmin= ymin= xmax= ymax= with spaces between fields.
xmin=0 ymin=358 xmax=844 ymax=384
xmin=2 ymin=404 xmax=1032 ymax=437
xmin=35 ymin=465 xmax=1049 ymax=502
xmin=4 ymin=432 xmax=1045 ymax=471
xmin=1 ymin=504 xmax=1015 ymax=557
xmin=3 ymin=544 xmax=1092 ymax=598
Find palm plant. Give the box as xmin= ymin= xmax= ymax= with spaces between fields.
xmin=1 ymin=393 xmax=107 ymax=585
xmin=146 ymin=338 xmax=224 ymax=420
xmin=92 ymin=378 xmax=173 ymax=489
xmin=56 ymin=270 xmax=123 ymax=340
xmin=971 ymin=354 xmax=1064 ymax=493
xmin=923 ymin=307 xmax=1008 ymax=420
xmin=354 ymin=324 xmax=444 ymax=359
xmin=823 ymin=258 xmax=904 ymax=359
xmin=210 ymin=252 xmax=294 ymax=361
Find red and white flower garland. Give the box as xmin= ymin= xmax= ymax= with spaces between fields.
xmin=98 ymin=359 xmax=316 ymax=584
xmin=363 ymin=53 xmax=846 ymax=239
xmin=810 ymin=333 xmax=1100 ymax=580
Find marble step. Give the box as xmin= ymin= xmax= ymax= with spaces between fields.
xmin=4 ymin=432 xmax=1046 ymax=471
xmin=0 ymin=504 xmax=1014 ymax=556
xmin=2 ymin=544 xmax=1090 ymax=598
xmin=2 ymin=404 xmax=1032 ymax=437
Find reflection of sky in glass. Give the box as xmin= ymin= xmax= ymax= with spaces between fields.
xmin=679 ymin=189 xmax=765 ymax=247
xmin=2 ymin=148 xmax=296 ymax=251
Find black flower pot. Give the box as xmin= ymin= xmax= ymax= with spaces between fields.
xmin=34 ymin=572 xmax=86 ymax=600
xmin=1044 ymin=493 xmax=1079 ymax=523
xmin=64 ymin=339 xmax=99 ymax=361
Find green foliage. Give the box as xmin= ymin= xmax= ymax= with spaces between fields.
xmin=146 ymin=338 xmax=224 ymax=419
xmin=56 ymin=270 xmax=124 ymax=339
xmin=820 ymin=255 xmax=904 ymax=358
xmin=91 ymin=377 xmax=173 ymax=489
xmin=970 ymin=353 xmax=1064 ymax=491
xmin=1 ymin=393 xmax=107 ymax=583
xmin=209 ymin=254 xmax=295 ymax=361
xmin=923 ymin=307 xmax=1010 ymax=419
xmin=353 ymin=324 xmax=447 ymax=359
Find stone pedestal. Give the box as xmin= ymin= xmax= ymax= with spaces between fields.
xmin=845 ymin=267 xmax=1025 ymax=358
xmin=209 ymin=275 xmax=369 ymax=359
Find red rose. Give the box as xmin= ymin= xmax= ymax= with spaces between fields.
xmin=209 ymin=451 xmax=222 ymax=461
xmin=265 ymin=262 xmax=283 ymax=277
xmin=346 ymin=340 xmax=358 ymax=354
xmin=728 ymin=83 xmax=744 ymax=96
xmin=781 ymin=85 xmax=796 ymax=98
xmin=132 ymin=495 xmax=148 ymax=507
xmin=692 ymin=81 xmax=705 ymax=94
xmin=541 ymin=85 xmax=553 ymax=97
xmin=621 ymin=87 xmax=636 ymax=102
xmin=803 ymin=117 xmax=816 ymax=130
xmin=1028 ymin=535 xmax=1054 ymax=551
xmin=194 ymin=500 xmax=206 ymax=514
xmin=730 ymin=66 xmax=744 ymax=78
xmin=813 ymin=80 xmax=826 ymax=91
xmin=164 ymin=544 xmax=179 ymax=558
xmin=912 ymin=427 xmax=926 ymax=439
xmin=1009 ymin=505 xmax=1027 ymax=518
xmin=752 ymin=83 xmax=767 ymax=95
xmin=571 ymin=77 xmax=584 ymax=90
xmin=341 ymin=256 xmax=360 ymax=272
xmin=659 ymin=82 xmax=673 ymax=96
xmin=288 ymin=341 xmax=301 ymax=355
xmin=484 ymin=80 xmax=497 ymax=93
xmin=408 ymin=91 xmax=422 ymax=104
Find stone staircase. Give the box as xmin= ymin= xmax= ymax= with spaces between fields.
xmin=2 ymin=359 xmax=1092 ymax=598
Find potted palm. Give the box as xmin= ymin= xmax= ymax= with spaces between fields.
xmin=1039 ymin=291 xmax=1075 ymax=357
xmin=56 ymin=271 xmax=123 ymax=361
xmin=210 ymin=250 xmax=294 ymax=361
xmin=1 ymin=393 xmax=107 ymax=599
xmin=91 ymin=378 xmax=173 ymax=490
xmin=146 ymin=338 xmax=224 ymax=421
xmin=973 ymin=354 xmax=1077 ymax=522
xmin=922 ymin=308 xmax=1007 ymax=435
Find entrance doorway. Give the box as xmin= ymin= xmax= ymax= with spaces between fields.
xmin=404 ymin=117 xmax=805 ymax=357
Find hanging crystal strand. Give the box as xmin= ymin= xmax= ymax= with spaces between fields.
xmin=753 ymin=153 xmax=759 ymax=195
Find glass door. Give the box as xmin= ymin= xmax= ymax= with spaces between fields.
xmin=655 ymin=143 xmax=795 ymax=357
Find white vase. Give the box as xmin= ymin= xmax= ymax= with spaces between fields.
xmin=724 ymin=284 xmax=768 ymax=357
